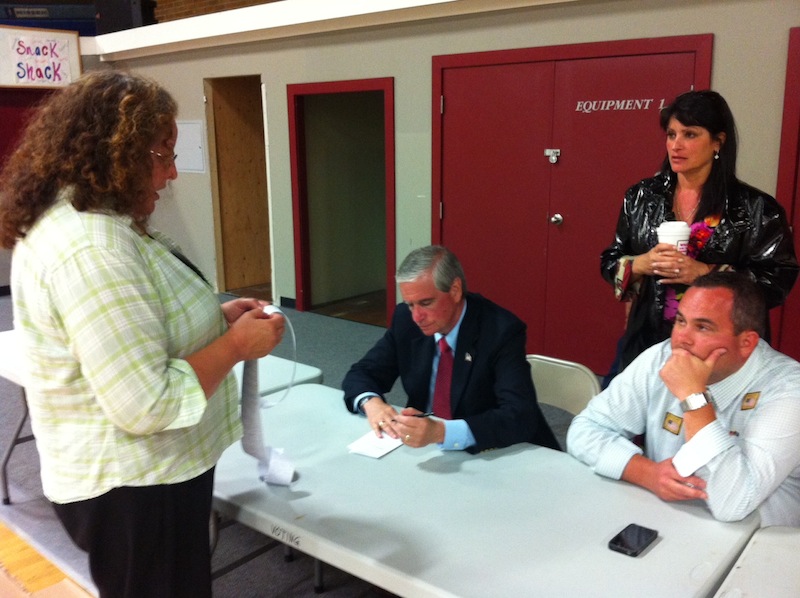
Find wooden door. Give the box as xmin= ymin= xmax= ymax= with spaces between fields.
xmin=434 ymin=36 xmax=712 ymax=373
xmin=0 ymin=88 xmax=51 ymax=290
xmin=775 ymin=27 xmax=800 ymax=359
xmin=439 ymin=62 xmax=555 ymax=344
xmin=0 ymin=88 xmax=50 ymax=161
xmin=543 ymin=52 xmax=697 ymax=371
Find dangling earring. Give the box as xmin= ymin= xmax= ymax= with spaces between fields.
xmin=714 ymin=150 xmax=720 ymax=160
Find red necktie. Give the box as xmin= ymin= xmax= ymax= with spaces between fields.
xmin=432 ymin=337 xmax=453 ymax=419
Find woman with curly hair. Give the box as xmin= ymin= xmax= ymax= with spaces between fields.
xmin=0 ymin=70 xmax=285 ymax=597
xmin=600 ymin=90 xmax=798 ymax=385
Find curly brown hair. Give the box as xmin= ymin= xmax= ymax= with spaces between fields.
xmin=0 ymin=69 xmax=178 ymax=249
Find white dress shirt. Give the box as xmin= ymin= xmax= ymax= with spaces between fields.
xmin=567 ymin=339 xmax=800 ymax=527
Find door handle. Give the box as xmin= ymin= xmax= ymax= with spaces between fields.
xmin=550 ymin=213 xmax=564 ymax=225
xmin=544 ymin=148 xmax=561 ymax=164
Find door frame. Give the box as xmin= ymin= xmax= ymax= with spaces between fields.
xmin=431 ymin=34 xmax=713 ymax=240
xmin=287 ymin=77 xmax=396 ymax=321
xmin=774 ymin=26 xmax=800 ymax=353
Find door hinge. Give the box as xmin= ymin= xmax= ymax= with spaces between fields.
xmin=440 ymin=95 xmax=444 ymax=115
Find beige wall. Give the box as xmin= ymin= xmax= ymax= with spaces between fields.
xmin=107 ymin=0 xmax=800 ymax=302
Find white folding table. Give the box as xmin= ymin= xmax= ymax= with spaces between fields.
xmin=713 ymin=526 xmax=800 ymax=597
xmin=232 ymin=356 xmax=322 ymax=397
xmin=0 ymin=329 xmax=30 ymax=505
xmin=214 ymin=382 xmax=760 ymax=598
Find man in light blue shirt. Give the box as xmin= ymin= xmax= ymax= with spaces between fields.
xmin=568 ymin=272 xmax=800 ymax=526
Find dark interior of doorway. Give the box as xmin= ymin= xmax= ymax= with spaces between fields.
xmin=228 ymin=284 xmax=387 ymax=328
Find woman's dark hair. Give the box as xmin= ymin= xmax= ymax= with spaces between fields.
xmin=0 ymin=69 xmax=177 ymax=248
xmin=659 ymin=90 xmax=738 ymax=220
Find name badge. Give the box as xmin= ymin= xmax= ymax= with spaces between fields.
xmin=662 ymin=412 xmax=683 ymax=435
xmin=741 ymin=392 xmax=760 ymax=411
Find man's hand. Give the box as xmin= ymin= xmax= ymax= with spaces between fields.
xmin=391 ymin=408 xmax=446 ymax=448
xmin=363 ymin=397 xmax=400 ymax=439
xmin=660 ymin=347 xmax=727 ymax=400
xmin=623 ymin=454 xmax=707 ymax=502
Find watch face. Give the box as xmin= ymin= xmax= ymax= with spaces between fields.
xmin=683 ymin=392 xmax=709 ymax=411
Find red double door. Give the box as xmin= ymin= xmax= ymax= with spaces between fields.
xmin=434 ymin=36 xmax=712 ymax=373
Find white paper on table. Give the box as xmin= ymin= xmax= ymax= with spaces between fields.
xmin=240 ymin=359 xmax=295 ymax=485
xmin=348 ymin=430 xmax=403 ymax=458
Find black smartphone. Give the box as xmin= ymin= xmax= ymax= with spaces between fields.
xmin=608 ymin=523 xmax=658 ymax=557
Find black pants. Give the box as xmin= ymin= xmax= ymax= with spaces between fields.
xmin=52 ymin=468 xmax=215 ymax=598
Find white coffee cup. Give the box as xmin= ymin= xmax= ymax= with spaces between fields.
xmin=657 ymin=221 xmax=690 ymax=254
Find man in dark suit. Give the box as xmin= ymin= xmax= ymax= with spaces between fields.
xmin=343 ymin=245 xmax=560 ymax=453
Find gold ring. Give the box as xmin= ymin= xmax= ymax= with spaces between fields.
xmin=405 ymin=434 xmax=411 ymax=441
xmin=378 ymin=420 xmax=384 ymax=428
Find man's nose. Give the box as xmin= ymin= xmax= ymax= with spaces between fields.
xmin=673 ymin=328 xmax=692 ymax=348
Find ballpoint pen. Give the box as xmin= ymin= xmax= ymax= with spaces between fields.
xmin=413 ymin=412 xmax=434 ymax=418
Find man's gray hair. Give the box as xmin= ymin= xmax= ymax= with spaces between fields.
xmin=396 ymin=245 xmax=467 ymax=293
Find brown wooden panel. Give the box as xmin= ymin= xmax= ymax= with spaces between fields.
xmin=208 ymin=76 xmax=270 ymax=291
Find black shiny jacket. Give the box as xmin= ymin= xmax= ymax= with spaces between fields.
xmin=600 ymin=172 xmax=799 ymax=371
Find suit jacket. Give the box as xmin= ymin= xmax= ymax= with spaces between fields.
xmin=342 ymin=293 xmax=560 ymax=453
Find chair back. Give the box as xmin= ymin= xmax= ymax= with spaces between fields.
xmin=526 ymin=354 xmax=600 ymax=416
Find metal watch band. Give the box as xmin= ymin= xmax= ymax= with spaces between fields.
xmin=681 ymin=391 xmax=711 ymax=412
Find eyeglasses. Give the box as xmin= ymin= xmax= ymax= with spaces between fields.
xmin=150 ymin=150 xmax=178 ymax=165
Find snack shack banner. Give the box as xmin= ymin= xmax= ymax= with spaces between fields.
xmin=1 ymin=25 xmax=81 ymax=88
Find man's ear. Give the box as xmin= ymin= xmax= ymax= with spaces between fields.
xmin=450 ymin=277 xmax=463 ymax=302
xmin=738 ymin=330 xmax=759 ymax=358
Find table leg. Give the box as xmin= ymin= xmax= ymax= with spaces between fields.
xmin=2 ymin=387 xmax=31 ymax=505
xmin=313 ymin=558 xmax=325 ymax=593
xmin=209 ymin=509 xmax=220 ymax=553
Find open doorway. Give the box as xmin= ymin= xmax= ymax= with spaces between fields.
xmin=288 ymin=78 xmax=396 ymax=328
xmin=205 ymin=75 xmax=272 ymax=300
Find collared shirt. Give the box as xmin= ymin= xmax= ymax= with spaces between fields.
xmin=567 ymin=339 xmax=800 ymax=527
xmin=355 ymin=300 xmax=476 ymax=450
xmin=12 ymin=192 xmax=241 ymax=503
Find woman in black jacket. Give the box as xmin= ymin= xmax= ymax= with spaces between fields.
xmin=600 ymin=90 xmax=798 ymax=384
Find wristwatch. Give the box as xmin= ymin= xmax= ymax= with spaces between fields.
xmin=681 ymin=391 xmax=713 ymax=412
